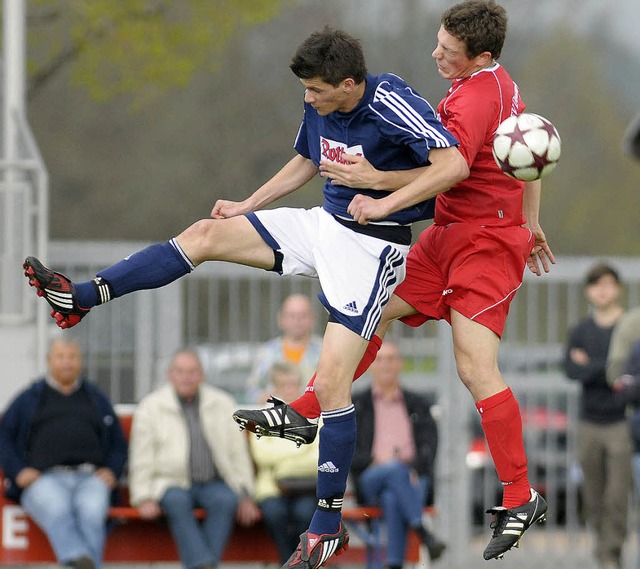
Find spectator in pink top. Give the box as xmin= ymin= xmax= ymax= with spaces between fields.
xmin=350 ymin=341 xmax=446 ymax=567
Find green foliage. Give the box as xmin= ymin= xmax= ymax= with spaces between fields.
xmin=27 ymin=0 xmax=287 ymax=105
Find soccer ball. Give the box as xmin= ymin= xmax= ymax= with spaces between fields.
xmin=492 ymin=113 xmax=561 ymax=182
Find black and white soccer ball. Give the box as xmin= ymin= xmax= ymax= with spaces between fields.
xmin=492 ymin=113 xmax=561 ymax=182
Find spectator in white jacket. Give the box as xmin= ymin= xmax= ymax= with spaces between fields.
xmin=129 ymin=349 xmax=260 ymax=569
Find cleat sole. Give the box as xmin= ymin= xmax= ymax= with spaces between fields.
xmin=232 ymin=414 xmax=308 ymax=447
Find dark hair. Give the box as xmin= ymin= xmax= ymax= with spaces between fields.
xmin=290 ymin=26 xmax=367 ymax=87
xmin=441 ymin=1 xmax=507 ymax=59
xmin=584 ymin=263 xmax=621 ymax=287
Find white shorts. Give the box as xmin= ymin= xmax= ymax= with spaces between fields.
xmin=247 ymin=207 xmax=409 ymax=340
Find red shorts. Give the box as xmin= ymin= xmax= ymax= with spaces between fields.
xmin=396 ymin=223 xmax=534 ymax=337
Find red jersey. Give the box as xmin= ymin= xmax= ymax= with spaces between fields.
xmin=435 ymin=63 xmax=526 ymax=227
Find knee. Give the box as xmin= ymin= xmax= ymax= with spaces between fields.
xmin=313 ymin=375 xmax=331 ymax=406
xmin=179 ymin=218 xmax=213 ymax=241
xmin=313 ymin=370 xmax=352 ymax=409
xmin=260 ymin=498 xmax=286 ymax=522
xmin=387 ymin=461 xmax=410 ymax=484
xmin=22 ymin=483 xmax=68 ymax=519
xmin=160 ymin=487 xmax=193 ymax=513
xmin=455 ymin=351 xmax=499 ymax=395
xmin=26 ymin=497 xmax=69 ymax=521
xmin=78 ymin=501 xmax=109 ymax=526
xmin=215 ymin=489 xmax=238 ymax=514
xmin=177 ymin=219 xmax=218 ymax=262
xmin=455 ymin=358 xmax=475 ymax=391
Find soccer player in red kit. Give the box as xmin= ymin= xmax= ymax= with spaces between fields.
xmin=235 ymin=1 xmax=555 ymax=561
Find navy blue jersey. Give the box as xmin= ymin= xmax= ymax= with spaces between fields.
xmin=294 ymin=73 xmax=458 ymax=225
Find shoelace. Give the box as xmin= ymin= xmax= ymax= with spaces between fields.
xmin=266 ymin=396 xmax=289 ymax=439
xmin=488 ymin=509 xmax=513 ymax=538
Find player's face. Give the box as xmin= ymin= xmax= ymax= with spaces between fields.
xmin=432 ymin=26 xmax=484 ymax=80
xmin=300 ymin=77 xmax=352 ymax=115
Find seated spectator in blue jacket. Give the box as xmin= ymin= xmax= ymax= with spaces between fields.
xmin=351 ymin=340 xmax=446 ymax=568
xmin=0 ymin=337 xmax=128 ymax=569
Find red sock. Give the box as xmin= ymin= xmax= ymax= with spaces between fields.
xmin=476 ymin=387 xmax=530 ymax=508
xmin=354 ymin=334 xmax=383 ymax=380
xmin=289 ymin=334 xmax=383 ymax=419
xmin=290 ymin=372 xmax=321 ymax=418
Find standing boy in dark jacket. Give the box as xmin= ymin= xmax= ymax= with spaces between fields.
xmin=563 ymin=263 xmax=632 ymax=569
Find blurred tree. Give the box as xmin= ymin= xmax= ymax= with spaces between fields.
xmin=518 ymin=26 xmax=640 ymax=255
xmin=27 ymin=0 xmax=287 ymax=106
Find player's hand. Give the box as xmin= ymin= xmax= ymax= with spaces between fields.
xmin=347 ymin=194 xmax=390 ymax=225
xmin=211 ymin=199 xmax=250 ymax=219
xmin=525 ymin=225 xmax=555 ymax=276
xmin=319 ymin=154 xmax=380 ymax=189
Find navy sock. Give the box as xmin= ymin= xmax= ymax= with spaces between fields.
xmin=309 ymin=405 xmax=356 ymax=536
xmin=75 ymin=239 xmax=194 ymax=308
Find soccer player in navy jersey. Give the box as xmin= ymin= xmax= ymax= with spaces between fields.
xmin=236 ymin=2 xmax=556 ymax=562
xmin=24 ymin=27 xmax=468 ymax=569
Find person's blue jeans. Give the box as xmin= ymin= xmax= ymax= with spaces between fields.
xmin=160 ymin=480 xmax=238 ymax=569
xmin=21 ymin=470 xmax=110 ymax=568
xmin=359 ymin=461 xmax=428 ymax=567
xmin=259 ymin=494 xmax=317 ymax=564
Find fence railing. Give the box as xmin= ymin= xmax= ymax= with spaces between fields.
xmin=0 ymin=111 xmax=48 ymax=326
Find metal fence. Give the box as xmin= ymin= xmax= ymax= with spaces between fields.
xmin=46 ymin=243 xmax=640 ymax=569
xmin=0 ymin=111 xmax=48 ymax=326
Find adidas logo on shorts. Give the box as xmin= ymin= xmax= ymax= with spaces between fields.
xmin=343 ymin=300 xmax=358 ymax=313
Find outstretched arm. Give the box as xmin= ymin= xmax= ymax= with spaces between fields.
xmin=522 ymin=179 xmax=555 ymax=276
xmin=212 ymin=154 xmax=318 ymax=219
xmin=347 ymin=146 xmax=469 ymax=224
